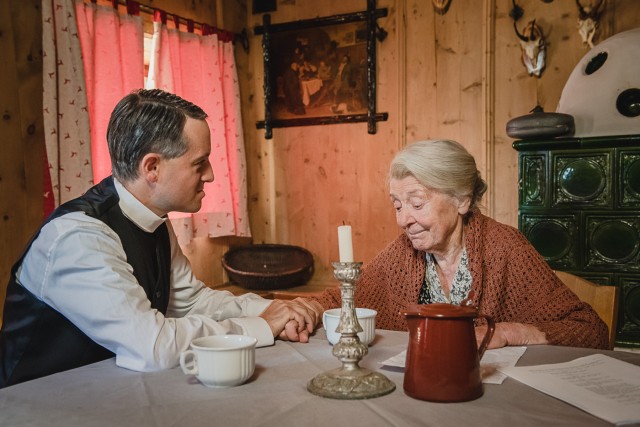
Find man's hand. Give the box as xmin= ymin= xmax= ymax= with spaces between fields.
xmin=292 ymin=297 xmax=324 ymax=323
xmin=259 ymin=298 xmax=323 ymax=343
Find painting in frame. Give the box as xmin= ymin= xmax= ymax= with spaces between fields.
xmin=255 ymin=1 xmax=388 ymax=139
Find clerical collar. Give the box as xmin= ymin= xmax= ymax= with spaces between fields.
xmin=113 ymin=178 xmax=166 ymax=233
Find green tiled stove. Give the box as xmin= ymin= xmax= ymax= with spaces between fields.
xmin=514 ymin=135 xmax=640 ymax=347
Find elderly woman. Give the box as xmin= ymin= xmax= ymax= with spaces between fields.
xmin=313 ymin=139 xmax=608 ymax=349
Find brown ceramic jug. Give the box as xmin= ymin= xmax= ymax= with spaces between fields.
xmin=403 ymin=303 xmax=495 ymax=402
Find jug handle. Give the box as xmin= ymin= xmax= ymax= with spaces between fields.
xmin=460 ymin=290 xmax=476 ymax=307
xmin=477 ymin=315 xmax=495 ymax=359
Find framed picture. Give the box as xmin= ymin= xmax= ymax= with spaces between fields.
xmin=255 ymin=0 xmax=388 ymax=139
xmin=252 ymin=0 xmax=276 ymax=14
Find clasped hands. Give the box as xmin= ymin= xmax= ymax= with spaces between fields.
xmin=260 ymin=298 xmax=324 ymax=343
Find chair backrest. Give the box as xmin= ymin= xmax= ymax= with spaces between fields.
xmin=554 ymin=270 xmax=620 ymax=350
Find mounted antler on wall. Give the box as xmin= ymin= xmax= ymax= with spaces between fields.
xmin=576 ymin=0 xmax=606 ymax=48
xmin=514 ymin=20 xmax=546 ymax=78
xmin=432 ymin=0 xmax=452 ymax=15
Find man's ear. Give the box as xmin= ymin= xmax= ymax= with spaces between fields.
xmin=140 ymin=153 xmax=161 ymax=183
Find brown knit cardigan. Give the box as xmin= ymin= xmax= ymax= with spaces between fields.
xmin=313 ymin=211 xmax=609 ymax=349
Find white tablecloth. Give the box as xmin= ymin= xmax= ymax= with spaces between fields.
xmin=1 ymin=329 xmax=639 ymax=427
xmin=300 ymin=78 xmax=323 ymax=105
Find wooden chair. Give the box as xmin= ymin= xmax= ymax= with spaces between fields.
xmin=554 ymin=270 xmax=620 ymax=350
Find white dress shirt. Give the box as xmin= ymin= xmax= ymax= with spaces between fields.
xmin=17 ymin=179 xmax=274 ymax=372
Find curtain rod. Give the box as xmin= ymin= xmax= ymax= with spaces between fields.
xmin=91 ymin=0 xmax=249 ymax=51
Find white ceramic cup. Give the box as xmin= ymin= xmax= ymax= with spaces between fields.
xmin=323 ymin=308 xmax=377 ymax=346
xmin=180 ymin=335 xmax=257 ymax=388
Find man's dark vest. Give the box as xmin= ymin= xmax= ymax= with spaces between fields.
xmin=0 ymin=176 xmax=171 ymax=388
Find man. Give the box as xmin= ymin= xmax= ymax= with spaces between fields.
xmin=283 ymin=61 xmax=306 ymax=115
xmin=330 ymin=54 xmax=354 ymax=113
xmin=0 ymin=89 xmax=323 ymax=388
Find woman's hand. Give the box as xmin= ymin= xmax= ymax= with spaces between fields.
xmin=475 ymin=322 xmax=548 ymax=349
xmin=292 ymin=297 xmax=324 ymax=323
xmin=259 ymin=298 xmax=323 ymax=343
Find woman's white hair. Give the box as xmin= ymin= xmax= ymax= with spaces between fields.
xmin=389 ymin=139 xmax=487 ymax=211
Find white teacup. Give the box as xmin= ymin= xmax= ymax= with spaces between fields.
xmin=180 ymin=335 xmax=257 ymax=388
xmin=323 ymin=308 xmax=377 ymax=346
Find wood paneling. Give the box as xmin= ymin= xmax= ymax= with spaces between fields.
xmin=491 ymin=0 xmax=640 ymax=226
xmin=245 ymin=0 xmax=401 ymax=288
xmin=405 ymin=0 xmax=486 ymax=189
xmin=0 ymin=0 xmax=44 ymax=323
xmin=242 ymin=0 xmax=640 ymax=291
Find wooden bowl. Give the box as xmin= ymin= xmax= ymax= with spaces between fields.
xmin=222 ymin=244 xmax=314 ymax=290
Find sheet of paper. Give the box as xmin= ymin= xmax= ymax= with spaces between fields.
xmin=379 ymin=346 xmax=527 ymax=384
xmin=499 ymin=354 xmax=640 ymax=426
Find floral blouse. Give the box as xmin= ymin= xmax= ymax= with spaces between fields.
xmin=418 ymin=247 xmax=472 ymax=305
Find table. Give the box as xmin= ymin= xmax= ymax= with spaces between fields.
xmin=300 ymin=78 xmax=323 ymax=106
xmin=1 ymin=330 xmax=639 ymax=427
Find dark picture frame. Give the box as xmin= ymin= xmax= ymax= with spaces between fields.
xmin=254 ymin=0 xmax=388 ymax=139
xmin=252 ymin=0 xmax=276 ymax=14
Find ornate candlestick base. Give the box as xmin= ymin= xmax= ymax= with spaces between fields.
xmin=307 ymin=262 xmax=395 ymax=399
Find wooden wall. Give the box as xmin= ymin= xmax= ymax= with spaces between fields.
xmin=241 ymin=0 xmax=640 ymax=289
xmin=1 ymin=0 xmax=639 ymax=319
xmin=243 ymin=0 xmax=402 ymax=287
xmin=0 ymin=0 xmax=44 ymax=323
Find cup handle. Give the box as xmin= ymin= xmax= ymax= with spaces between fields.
xmin=477 ymin=315 xmax=495 ymax=359
xmin=180 ymin=350 xmax=199 ymax=375
xmin=322 ymin=312 xmax=336 ymax=345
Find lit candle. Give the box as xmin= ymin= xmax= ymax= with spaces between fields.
xmin=337 ymin=225 xmax=354 ymax=262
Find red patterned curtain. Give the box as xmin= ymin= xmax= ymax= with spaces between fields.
xmin=146 ymin=13 xmax=251 ymax=244
xmin=75 ymin=0 xmax=144 ymax=183
xmin=43 ymin=1 xmax=248 ymax=243
xmin=42 ymin=0 xmax=144 ymax=216
xmin=42 ymin=0 xmax=93 ymax=215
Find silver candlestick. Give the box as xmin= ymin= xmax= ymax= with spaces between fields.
xmin=307 ymin=262 xmax=395 ymax=399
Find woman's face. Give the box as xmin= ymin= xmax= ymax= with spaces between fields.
xmin=389 ymin=176 xmax=469 ymax=254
